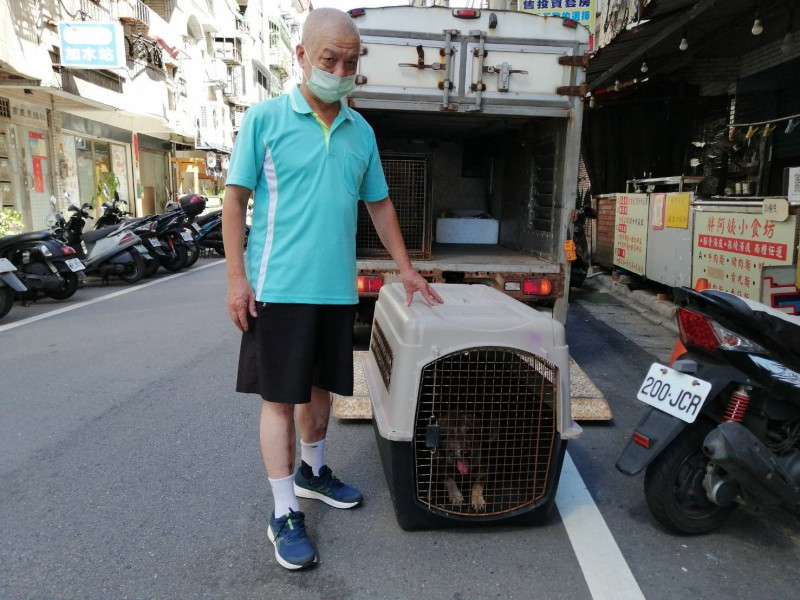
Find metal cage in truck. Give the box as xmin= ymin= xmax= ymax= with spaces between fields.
xmin=348 ymin=6 xmax=589 ymax=324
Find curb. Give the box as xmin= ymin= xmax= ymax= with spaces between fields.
xmin=581 ymin=273 xmax=679 ymax=334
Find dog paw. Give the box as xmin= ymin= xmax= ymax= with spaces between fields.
xmin=471 ymin=487 xmax=486 ymax=512
xmin=449 ymin=489 xmax=464 ymax=506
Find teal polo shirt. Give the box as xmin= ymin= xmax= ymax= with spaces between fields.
xmin=226 ymin=85 xmax=389 ymax=304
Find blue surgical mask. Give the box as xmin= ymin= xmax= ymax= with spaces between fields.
xmin=302 ymin=48 xmax=357 ymax=103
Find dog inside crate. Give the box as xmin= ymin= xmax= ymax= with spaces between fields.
xmin=413 ymin=348 xmax=558 ymax=517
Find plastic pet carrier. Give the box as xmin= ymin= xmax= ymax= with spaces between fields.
xmin=364 ymin=283 xmax=581 ymax=530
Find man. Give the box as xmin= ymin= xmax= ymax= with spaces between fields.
xmin=222 ymin=8 xmax=443 ymax=571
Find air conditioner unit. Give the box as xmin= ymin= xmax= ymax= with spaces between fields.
xmin=364 ymin=283 xmax=580 ymax=530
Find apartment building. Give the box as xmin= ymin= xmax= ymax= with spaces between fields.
xmin=0 ymin=0 xmax=304 ymax=230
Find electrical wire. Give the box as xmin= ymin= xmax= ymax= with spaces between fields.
xmin=727 ymin=111 xmax=800 ymax=128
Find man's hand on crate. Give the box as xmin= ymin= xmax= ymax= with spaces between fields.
xmin=401 ymin=269 xmax=444 ymax=307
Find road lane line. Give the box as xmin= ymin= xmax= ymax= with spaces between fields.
xmin=556 ymin=452 xmax=646 ymax=600
xmin=0 ymin=259 xmax=225 ymax=333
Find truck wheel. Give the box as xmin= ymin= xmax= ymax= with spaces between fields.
xmin=0 ymin=287 xmax=13 ymax=320
xmin=118 ymin=251 xmax=146 ymax=283
xmin=643 ymin=420 xmax=735 ymax=534
xmin=44 ymin=272 xmax=79 ymax=300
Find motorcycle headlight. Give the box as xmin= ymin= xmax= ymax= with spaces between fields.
xmin=37 ymin=243 xmax=53 ymax=257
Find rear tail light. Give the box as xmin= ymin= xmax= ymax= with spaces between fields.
xmin=62 ymin=245 xmax=75 ymax=255
xmin=676 ymin=307 xmax=719 ymax=353
xmin=562 ymin=18 xmax=579 ymax=28
xmin=348 ymin=8 xmax=365 ymax=17
xmin=676 ymin=307 xmax=765 ymax=354
xmin=357 ymin=275 xmax=384 ymax=293
xmin=453 ymin=9 xmax=480 ymax=18
xmin=119 ymin=232 xmax=137 ymax=246
xmin=522 ymin=278 xmax=553 ymax=296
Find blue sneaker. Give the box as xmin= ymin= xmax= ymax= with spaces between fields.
xmin=267 ymin=509 xmax=317 ymax=570
xmin=294 ymin=462 xmax=363 ymax=509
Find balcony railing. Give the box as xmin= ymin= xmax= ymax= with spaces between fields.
xmin=117 ymin=0 xmax=151 ymax=28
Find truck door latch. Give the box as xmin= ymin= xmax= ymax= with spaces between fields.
xmin=482 ymin=62 xmax=528 ymax=92
xmin=399 ymin=45 xmax=447 ymax=70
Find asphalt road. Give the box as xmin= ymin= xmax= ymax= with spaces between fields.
xmin=1 ymin=260 xmax=798 ymax=600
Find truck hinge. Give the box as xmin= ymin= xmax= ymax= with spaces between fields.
xmin=556 ymin=83 xmax=588 ymax=97
xmin=558 ymin=54 xmax=589 ymax=69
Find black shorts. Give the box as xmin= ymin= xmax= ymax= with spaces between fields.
xmin=236 ymin=303 xmax=355 ymax=404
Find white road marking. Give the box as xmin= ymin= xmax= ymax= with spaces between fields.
xmin=0 ymin=260 xmax=225 ymax=333
xmin=556 ymin=451 xmax=646 ymax=600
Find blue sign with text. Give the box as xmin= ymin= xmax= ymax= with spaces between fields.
xmin=58 ymin=22 xmax=125 ymax=69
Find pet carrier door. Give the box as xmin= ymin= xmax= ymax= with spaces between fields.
xmin=414 ymin=347 xmax=558 ymax=518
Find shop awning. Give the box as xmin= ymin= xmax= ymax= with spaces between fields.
xmin=587 ymin=0 xmax=796 ymax=95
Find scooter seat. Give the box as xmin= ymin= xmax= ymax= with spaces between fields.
xmin=0 ymin=230 xmax=52 ymax=250
xmin=195 ymin=210 xmax=222 ymax=226
xmin=83 ymin=225 xmax=124 ymax=244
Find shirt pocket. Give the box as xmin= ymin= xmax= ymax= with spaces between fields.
xmin=342 ymin=150 xmax=369 ymax=199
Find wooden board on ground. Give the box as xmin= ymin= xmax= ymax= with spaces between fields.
xmin=332 ymin=352 xmax=612 ymax=421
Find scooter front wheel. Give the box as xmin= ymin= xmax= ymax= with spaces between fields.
xmin=644 ymin=419 xmax=736 ymax=534
xmin=118 ymin=250 xmax=146 ymax=283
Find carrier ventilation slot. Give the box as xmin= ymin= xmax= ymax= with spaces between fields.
xmin=413 ymin=347 xmax=558 ymax=518
xmin=370 ymin=320 xmax=394 ymax=391
xmin=357 ymin=154 xmax=431 ymax=259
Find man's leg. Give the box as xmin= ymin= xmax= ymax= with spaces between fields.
xmin=261 ymin=400 xmax=317 ymax=570
xmin=294 ymin=386 xmax=363 ymax=508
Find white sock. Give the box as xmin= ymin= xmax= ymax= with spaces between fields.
xmin=269 ymin=474 xmax=300 ymax=517
xmin=301 ymin=438 xmax=326 ymax=476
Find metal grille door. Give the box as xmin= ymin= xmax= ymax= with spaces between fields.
xmin=357 ymin=153 xmax=431 ymax=259
xmin=413 ymin=347 xmax=558 ymax=517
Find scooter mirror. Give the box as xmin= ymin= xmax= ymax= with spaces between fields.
xmin=49 ymin=195 xmax=57 ymax=207
xmin=68 ymin=204 xmax=79 ymax=212
xmin=82 ymin=203 xmax=93 ymax=211
xmin=114 ymin=190 xmax=120 ymax=202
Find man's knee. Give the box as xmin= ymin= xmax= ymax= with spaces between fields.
xmin=262 ymin=400 xmax=295 ymax=420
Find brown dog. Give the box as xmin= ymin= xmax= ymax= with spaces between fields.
xmin=436 ymin=411 xmax=497 ymax=512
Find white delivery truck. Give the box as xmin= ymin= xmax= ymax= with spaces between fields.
xmin=348 ymin=5 xmax=590 ymax=324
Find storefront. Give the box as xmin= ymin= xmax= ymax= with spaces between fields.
xmin=0 ymin=98 xmax=56 ymax=231
xmin=60 ymin=113 xmax=135 ymax=217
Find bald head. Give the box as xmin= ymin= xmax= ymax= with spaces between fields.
xmin=301 ymin=8 xmax=360 ymax=54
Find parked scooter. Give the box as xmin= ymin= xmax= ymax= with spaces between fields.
xmin=616 ymin=286 xmax=800 ymax=534
xmin=181 ymin=194 xmax=250 ymax=257
xmin=0 ymin=257 xmax=27 ymax=320
xmin=52 ymin=193 xmax=149 ymax=284
xmin=569 ymin=190 xmax=596 ymax=288
xmin=0 ymin=202 xmax=85 ymax=301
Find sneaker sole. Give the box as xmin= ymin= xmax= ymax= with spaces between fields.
xmin=267 ymin=526 xmax=317 ymax=571
xmin=294 ymin=484 xmax=362 ymax=509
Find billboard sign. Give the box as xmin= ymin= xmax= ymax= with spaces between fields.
xmin=58 ymin=22 xmax=126 ymax=69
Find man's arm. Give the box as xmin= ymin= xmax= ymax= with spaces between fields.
xmin=365 ymin=197 xmax=444 ymax=306
xmin=222 ymin=184 xmax=257 ymax=331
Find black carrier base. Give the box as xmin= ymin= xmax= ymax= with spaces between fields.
xmin=373 ymin=419 xmax=568 ymax=531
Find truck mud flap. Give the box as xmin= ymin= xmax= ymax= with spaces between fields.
xmin=615 ymin=408 xmax=687 ymax=476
